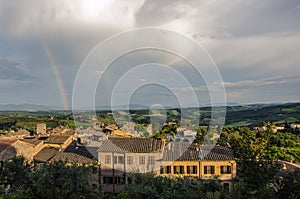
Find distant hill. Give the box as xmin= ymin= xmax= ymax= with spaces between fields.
xmin=224 ymin=102 xmax=300 ymax=126
xmin=0 ymin=104 xmax=61 ymax=111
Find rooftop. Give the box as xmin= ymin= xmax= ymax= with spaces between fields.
xmin=19 ymin=137 xmax=43 ymax=146
xmin=51 ymin=152 xmax=96 ymax=164
xmin=98 ymin=138 xmax=164 ymax=153
xmin=44 ymin=135 xmax=71 ymax=144
xmin=163 ymin=143 xmax=235 ymax=161
xmin=34 ymin=144 xmax=96 ymax=164
xmin=0 ymin=139 xmax=17 ymax=161
xmin=33 ymin=147 xmax=59 ymax=162
xmin=0 ymin=139 xmax=16 ymax=153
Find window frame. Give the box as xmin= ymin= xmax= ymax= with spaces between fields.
xmin=139 ymin=156 xmax=145 ymax=165
xmin=104 ymin=155 xmax=111 ymax=164
xmin=220 ymin=165 xmax=232 ymax=174
xmin=127 ymin=156 xmax=133 ymax=165
xmin=204 ymin=165 xmax=215 ymax=174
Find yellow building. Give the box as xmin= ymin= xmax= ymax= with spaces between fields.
xmin=160 ymin=143 xmax=236 ymax=189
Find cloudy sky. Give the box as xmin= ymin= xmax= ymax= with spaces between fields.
xmin=0 ymin=0 xmax=299 ymax=109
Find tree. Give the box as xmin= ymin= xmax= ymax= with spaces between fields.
xmin=30 ymin=161 xmax=99 ymax=199
xmin=0 ymin=156 xmax=32 ymax=194
xmin=278 ymin=169 xmax=300 ymax=199
xmin=124 ymin=173 xmax=224 ymax=199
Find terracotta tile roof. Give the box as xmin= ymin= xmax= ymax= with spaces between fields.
xmin=64 ymin=130 xmax=76 ymax=136
xmin=9 ymin=130 xmax=30 ymax=136
xmin=19 ymin=137 xmax=43 ymax=146
xmin=44 ymin=135 xmax=70 ymax=144
xmin=98 ymin=138 xmax=164 ymax=153
xmin=33 ymin=147 xmax=59 ymax=162
xmin=98 ymin=140 xmax=126 ymax=153
xmin=0 ymin=139 xmax=17 ymax=160
xmin=51 ymin=152 xmax=96 ymax=164
xmin=64 ymin=142 xmax=95 ymax=159
xmin=0 ymin=139 xmax=16 ymax=153
xmin=163 ymin=143 xmax=235 ymax=161
xmin=33 ymin=144 xmax=96 ymax=164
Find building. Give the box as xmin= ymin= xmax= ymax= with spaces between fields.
xmin=160 ymin=143 xmax=236 ymax=189
xmin=13 ymin=137 xmax=45 ymax=161
xmin=7 ymin=129 xmax=30 ymax=138
xmin=290 ymin=123 xmax=300 ymax=129
xmin=37 ymin=123 xmax=46 ymax=135
xmin=43 ymin=134 xmax=75 ymax=150
xmin=98 ymin=138 xmax=165 ymax=193
xmin=97 ymin=138 xmax=236 ymax=193
xmin=0 ymin=138 xmax=17 ymax=161
xmin=33 ymin=141 xmax=100 ymax=188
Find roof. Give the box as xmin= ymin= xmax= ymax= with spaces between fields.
xmin=9 ymin=129 xmax=30 ymax=136
xmin=64 ymin=130 xmax=76 ymax=136
xmin=111 ymin=129 xmax=132 ymax=138
xmin=98 ymin=138 xmax=164 ymax=153
xmin=163 ymin=143 xmax=235 ymax=161
xmin=19 ymin=137 xmax=43 ymax=146
xmin=51 ymin=152 xmax=96 ymax=164
xmin=98 ymin=140 xmax=126 ymax=153
xmin=33 ymin=147 xmax=59 ymax=162
xmin=44 ymin=135 xmax=71 ymax=144
xmin=0 ymin=139 xmax=16 ymax=153
xmin=0 ymin=139 xmax=17 ymax=160
xmin=64 ymin=141 xmax=95 ymax=159
xmin=33 ymin=143 xmax=96 ymax=164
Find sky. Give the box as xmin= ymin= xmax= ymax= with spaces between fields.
xmin=0 ymin=0 xmax=300 ymax=109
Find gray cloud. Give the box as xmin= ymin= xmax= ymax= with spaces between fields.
xmin=0 ymin=0 xmax=299 ymax=107
xmin=0 ymin=59 xmax=32 ymax=80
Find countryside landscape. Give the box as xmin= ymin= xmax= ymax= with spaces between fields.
xmin=1 ymin=0 xmax=300 ymax=198
xmin=0 ymin=102 xmax=299 ymax=198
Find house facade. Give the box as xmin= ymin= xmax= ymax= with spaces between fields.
xmin=98 ymin=138 xmax=165 ymax=193
xmin=97 ymin=138 xmax=236 ymax=193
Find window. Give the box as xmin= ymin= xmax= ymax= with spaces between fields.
xmin=173 ymin=166 xmax=184 ymax=174
xmin=204 ymin=166 xmax=215 ymax=174
xmin=139 ymin=156 xmax=145 ymax=164
xmin=114 ymin=156 xmax=124 ymax=164
xmin=127 ymin=156 xmax=133 ymax=165
xmin=187 ymin=165 xmax=197 ymax=174
xmin=148 ymin=156 xmax=155 ymax=164
xmin=117 ymin=176 xmax=125 ymax=184
xmin=160 ymin=166 xmax=164 ymax=174
xmin=221 ymin=166 xmax=232 ymax=174
xmin=105 ymin=155 xmax=111 ymax=164
xmin=160 ymin=166 xmax=172 ymax=174
xmin=103 ymin=176 xmax=125 ymax=184
xmin=103 ymin=176 xmax=113 ymax=184
xmin=166 ymin=166 xmax=171 ymax=174
xmin=118 ymin=156 xmax=124 ymax=164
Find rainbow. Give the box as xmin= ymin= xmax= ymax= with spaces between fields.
xmin=42 ymin=41 xmax=70 ymax=110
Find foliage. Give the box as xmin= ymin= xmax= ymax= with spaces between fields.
xmin=125 ymin=173 xmax=225 ymax=199
xmin=0 ymin=157 xmax=32 ymax=193
xmin=30 ymin=161 xmax=98 ymax=199
xmin=278 ymin=169 xmax=300 ymax=199
xmin=0 ymin=157 xmax=101 ymax=199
